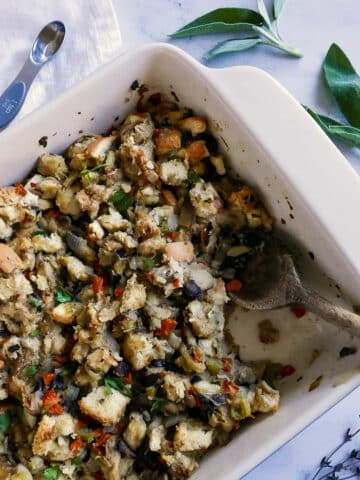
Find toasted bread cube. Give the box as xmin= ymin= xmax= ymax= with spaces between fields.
xmin=159 ymin=160 xmax=188 ymax=186
xmin=85 ymin=135 xmax=115 ymax=160
xmin=51 ymin=302 xmax=82 ymax=325
xmin=210 ymin=155 xmax=226 ymax=175
xmin=123 ymin=412 xmax=147 ymax=450
xmin=61 ymin=256 xmax=93 ymax=282
xmin=186 ymin=140 xmax=209 ymax=165
xmin=0 ymin=244 xmax=22 ymax=274
xmin=174 ymin=420 xmax=213 ymax=452
xmin=37 ymin=154 xmax=68 ymax=179
xmin=123 ymin=332 xmax=154 ymax=370
xmin=120 ymin=274 xmax=146 ymax=313
xmin=154 ymin=128 xmax=182 ymax=155
xmin=177 ymin=116 xmax=207 ymax=137
xmin=78 ymin=386 xmax=130 ymax=425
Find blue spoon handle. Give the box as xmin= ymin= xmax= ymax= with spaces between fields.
xmin=0 ymin=59 xmax=41 ymax=129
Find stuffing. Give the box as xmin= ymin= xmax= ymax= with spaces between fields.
xmin=0 ymin=95 xmax=278 ymax=479
xmin=60 ymin=255 xmax=93 ymax=281
xmin=119 ymin=113 xmax=158 ymax=184
xmin=32 ymin=232 xmax=65 ymax=253
xmin=177 ymin=116 xmax=207 ymax=136
xmin=189 ymin=180 xmax=220 ymax=217
xmin=98 ymin=207 xmax=130 ymax=232
xmin=136 ymin=184 xmax=160 ymax=206
xmin=186 ymin=140 xmax=209 ymax=165
xmin=123 ymin=412 xmax=147 ymax=450
xmin=210 ymin=154 xmax=226 ymax=175
xmin=185 ymin=300 xmax=216 ymax=338
xmin=85 ymin=135 xmax=115 ymax=160
xmin=119 ymin=274 xmax=146 ymax=312
xmin=0 ymin=243 xmax=22 ymax=274
xmin=163 ymin=372 xmax=189 ymax=403
xmin=137 ymin=236 xmax=166 ymax=257
xmin=51 ymin=302 xmax=82 ymax=325
xmin=32 ymin=414 xmax=75 ymax=461
xmin=251 ymin=381 xmax=280 ymax=413
xmin=161 ymin=451 xmax=198 ymax=479
xmin=87 ymin=220 xmax=105 ymax=240
xmin=37 ymin=176 xmax=62 ymax=199
xmin=0 ymin=218 xmax=12 ymax=240
xmin=159 ymin=159 xmax=188 ymax=186
xmin=227 ymin=186 xmax=273 ymax=231
xmin=86 ymin=348 xmax=118 ymax=373
xmin=0 ymin=272 xmax=32 ymax=302
xmin=37 ymin=153 xmax=68 ymax=179
xmin=174 ymin=419 xmax=213 ymax=452
xmin=122 ymin=332 xmax=155 ymax=370
xmin=148 ymin=423 xmax=166 ymax=452
xmin=43 ymin=324 xmax=67 ymax=355
xmin=164 ymin=241 xmax=194 ymax=263
xmin=78 ymin=386 xmax=130 ymax=425
xmin=153 ymin=128 xmax=182 ymax=155
xmin=56 ymin=187 xmax=81 ymax=217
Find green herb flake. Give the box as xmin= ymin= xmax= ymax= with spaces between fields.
xmin=26 ymin=364 xmax=39 ymax=378
xmin=0 ymin=411 xmax=11 ymax=432
xmin=80 ymin=162 xmax=108 ymax=177
xmin=32 ymin=230 xmax=49 ymax=238
xmin=71 ymin=455 xmax=83 ymax=465
xmin=43 ymin=466 xmax=62 ymax=480
xmin=143 ymin=254 xmax=162 ymax=271
xmin=188 ymin=170 xmax=201 ymax=185
xmin=104 ymin=376 xmax=132 ymax=397
xmin=110 ymin=190 xmax=135 ymax=214
xmin=30 ymin=329 xmax=40 ymax=337
xmin=30 ymin=298 xmax=43 ymax=309
xmin=56 ymin=285 xmax=73 ymax=304
xmin=151 ymin=397 xmax=167 ymax=413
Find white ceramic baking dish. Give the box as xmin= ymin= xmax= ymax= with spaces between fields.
xmin=1 ymin=43 xmax=360 ymax=480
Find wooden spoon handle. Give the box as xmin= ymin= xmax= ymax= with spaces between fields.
xmin=291 ymin=287 xmax=360 ymax=337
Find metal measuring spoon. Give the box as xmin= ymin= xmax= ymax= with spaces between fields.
xmin=229 ymin=240 xmax=360 ymax=337
xmin=0 ymin=21 xmax=65 ymax=129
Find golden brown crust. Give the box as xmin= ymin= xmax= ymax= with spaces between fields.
xmin=0 ymin=244 xmax=22 ymax=274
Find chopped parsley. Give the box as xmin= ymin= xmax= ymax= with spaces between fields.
xmin=30 ymin=329 xmax=40 ymax=337
xmin=151 ymin=397 xmax=167 ymax=413
xmin=71 ymin=455 xmax=83 ymax=466
xmin=188 ymin=170 xmax=201 ymax=185
xmin=29 ymin=298 xmax=43 ymax=309
xmin=143 ymin=255 xmax=161 ymax=271
xmin=0 ymin=411 xmax=11 ymax=432
xmin=104 ymin=376 xmax=131 ymax=397
xmin=110 ymin=190 xmax=135 ymax=214
xmin=43 ymin=466 xmax=62 ymax=480
xmin=32 ymin=230 xmax=49 ymax=238
xmin=56 ymin=285 xmax=73 ymax=304
xmin=26 ymin=364 xmax=39 ymax=378
xmin=80 ymin=162 xmax=108 ymax=178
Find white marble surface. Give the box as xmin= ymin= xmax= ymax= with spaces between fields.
xmin=112 ymin=0 xmax=360 ymax=478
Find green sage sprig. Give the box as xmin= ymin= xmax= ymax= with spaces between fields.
xmin=304 ymin=44 xmax=360 ymax=149
xmin=170 ymin=0 xmax=302 ymax=60
xmin=323 ymin=43 xmax=360 ymax=128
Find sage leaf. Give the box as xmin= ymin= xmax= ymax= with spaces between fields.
xmin=304 ymin=106 xmax=360 ymax=149
xmin=323 ymin=43 xmax=360 ymax=128
xmin=257 ymin=0 xmax=271 ymax=28
xmin=204 ymin=38 xmax=261 ymax=61
xmin=169 ymin=8 xmax=264 ymax=38
xmin=273 ymin=0 xmax=287 ymax=19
